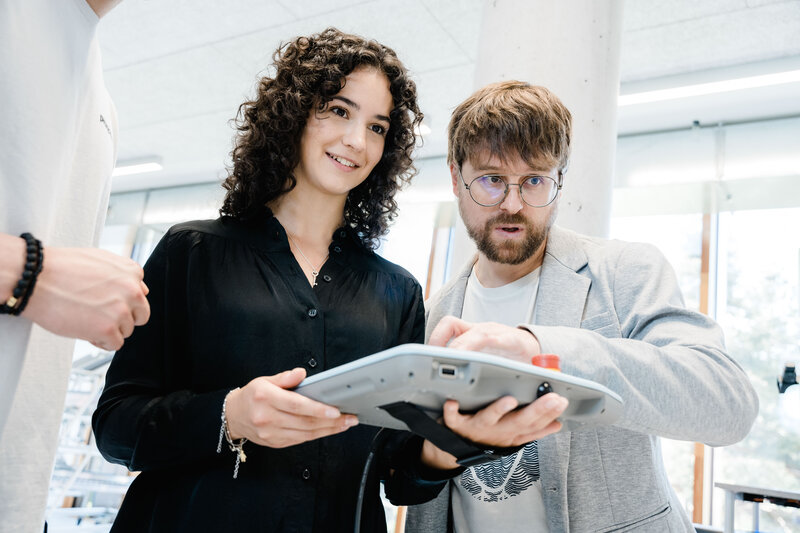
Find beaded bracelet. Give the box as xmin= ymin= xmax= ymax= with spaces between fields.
xmin=1 ymin=233 xmax=43 ymax=316
xmin=216 ymin=388 xmax=248 ymax=479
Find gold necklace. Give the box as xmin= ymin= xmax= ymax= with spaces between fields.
xmin=287 ymin=233 xmax=328 ymax=286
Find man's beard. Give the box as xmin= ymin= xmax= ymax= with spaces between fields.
xmin=462 ymin=210 xmax=552 ymax=265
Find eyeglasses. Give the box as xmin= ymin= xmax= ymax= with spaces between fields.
xmin=458 ymin=167 xmax=562 ymax=208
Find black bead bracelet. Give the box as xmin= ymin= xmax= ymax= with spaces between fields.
xmin=1 ymin=233 xmax=43 ymax=316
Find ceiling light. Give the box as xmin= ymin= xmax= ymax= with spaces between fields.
xmin=619 ymin=70 xmax=800 ymax=106
xmin=112 ymin=160 xmax=163 ymax=177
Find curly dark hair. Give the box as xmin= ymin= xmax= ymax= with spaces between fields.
xmin=220 ymin=27 xmax=423 ymax=248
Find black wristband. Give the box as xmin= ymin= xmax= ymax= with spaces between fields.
xmin=1 ymin=233 xmax=43 ymax=316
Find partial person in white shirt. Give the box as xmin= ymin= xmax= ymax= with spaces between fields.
xmin=0 ymin=1 xmax=149 ymax=531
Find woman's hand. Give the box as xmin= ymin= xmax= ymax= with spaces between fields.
xmin=224 ymin=367 xmax=359 ymax=448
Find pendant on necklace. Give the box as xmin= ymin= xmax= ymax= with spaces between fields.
xmin=286 ymin=233 xmax=326 ymax=288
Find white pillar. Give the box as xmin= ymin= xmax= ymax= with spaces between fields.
xmin=449 ymin=0 xmax=624 ymax=274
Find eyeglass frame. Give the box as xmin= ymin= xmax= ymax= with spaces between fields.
xmin=457 ymin=166 xmax=564 ymax=208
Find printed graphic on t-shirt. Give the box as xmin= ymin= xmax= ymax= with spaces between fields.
xmin=460 ymin=441 xmax=539 ymax=502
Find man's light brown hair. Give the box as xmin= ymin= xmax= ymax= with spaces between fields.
xmin=448 ymin=81 xmax=572 ymax=176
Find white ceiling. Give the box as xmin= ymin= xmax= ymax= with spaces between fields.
xmin=100 ymin=0 xmax=800 ymax=192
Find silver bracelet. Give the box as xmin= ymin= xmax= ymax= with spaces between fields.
xmin=216 ymin=388 xmax=248 ymax=479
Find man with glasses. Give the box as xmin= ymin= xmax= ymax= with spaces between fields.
xmin=401 ymin=81 xmax=758 ymax=532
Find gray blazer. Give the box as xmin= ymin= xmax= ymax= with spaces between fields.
xmin=405 ymin=226 xmax=758 ymax=533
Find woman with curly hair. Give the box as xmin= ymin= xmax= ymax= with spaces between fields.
xmin=92 ymin=28 xmax=436 ymax=532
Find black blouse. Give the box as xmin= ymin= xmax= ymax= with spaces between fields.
xmin=92 ymin=215 xmax=429 ymax=533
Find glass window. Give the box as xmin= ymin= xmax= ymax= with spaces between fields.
xmin=711 ymin=207 xmax=800 ymax=531
xmin=610 ymin=214 xmax=703 ymax=310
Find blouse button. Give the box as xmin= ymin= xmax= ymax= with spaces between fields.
xmin=307 ymin=308 xmax=318 ymax=318
xmin=333 ymin=246 xmax=342 ymax=253
xmin=322 ymin=274 xmax=332 ymax=283
xmin=307 ymin=358 xmax=318 ymax=368
xmin=302 ymin=468 xmax=311 ymax=480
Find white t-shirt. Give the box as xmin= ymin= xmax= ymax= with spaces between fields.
xmin=453 ymin=266 xmax=549 ymax=533
xmin=0 ymin=1 xmax=117 ymax=530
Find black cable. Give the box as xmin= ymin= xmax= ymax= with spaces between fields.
xmin=354 ymin=428 xmax=387 ymax=533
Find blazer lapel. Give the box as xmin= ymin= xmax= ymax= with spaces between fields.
xmin=535 ymin=226 xmax=591 ymax=532
xmin=535 ymin=226 xmax=590 ymax=328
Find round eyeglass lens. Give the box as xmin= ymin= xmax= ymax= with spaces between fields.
xmin=520 ymin=176 xmax=558 ymax=206
xmin=471 ymin=175 xmax=507 ymax=205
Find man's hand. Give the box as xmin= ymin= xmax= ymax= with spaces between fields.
xmin=421 ymin=394 xmax=568 ymax=470
xmin=428 ymin=315 xmax=541 ymax=365
xmin=443 ymin=393 xmax=567 ymax=446
xmin=225 ymin=368 xmax=359 ymax=449
xmin=421 ymin=315 xmax=565 ymax=470
xmin=20 ymin=247 xmax=150 ymax=350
